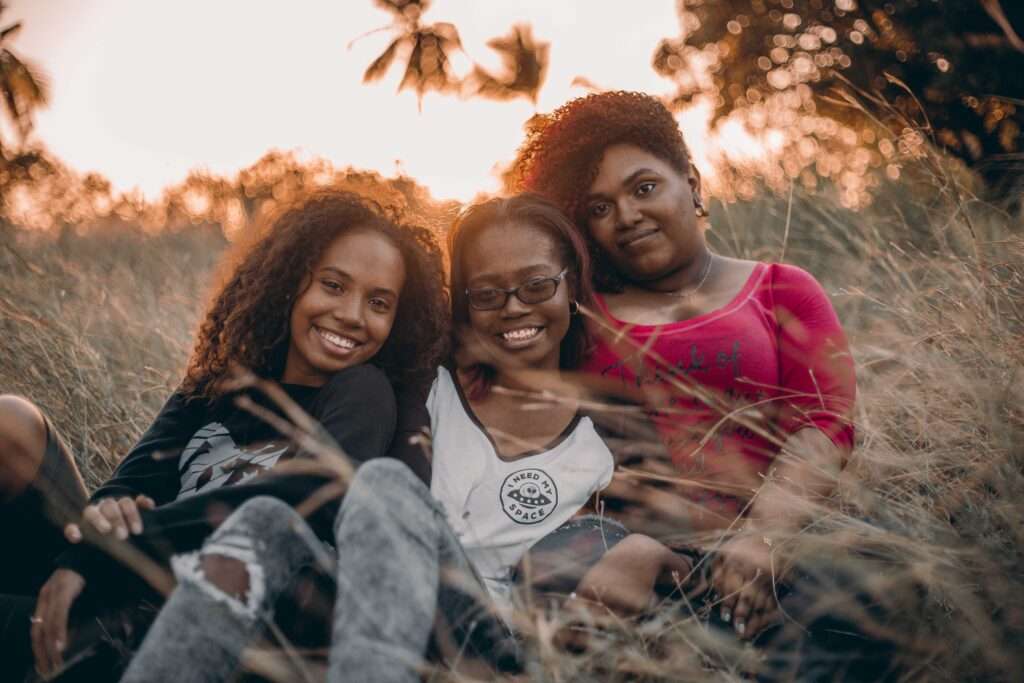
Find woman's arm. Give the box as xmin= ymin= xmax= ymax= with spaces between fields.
xmin=712 ymin=265 xmax=856 ymax=638
xmin=384 ymin=379 xmax=433 ymax=485
xmin=89 ymin=391 xmax=204 ymax=506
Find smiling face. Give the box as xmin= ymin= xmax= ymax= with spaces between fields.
xmin=283 ymin=227 xmax=406 ymax=386
xmin=462 ymin=221 xmax=572 ymax=372
xmin=583 ymin=144 xmax=704 ymax=286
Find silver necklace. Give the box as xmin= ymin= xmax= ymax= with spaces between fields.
xmin=663 ymin=251 xmax=715 ymax=298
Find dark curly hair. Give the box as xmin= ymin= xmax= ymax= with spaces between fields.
xmin=448 ymin=193 xmax=595 ymax=375
xmin=506 ymin=91 xmax=695 ymax=292
xmin=181 ymin=190 xmax=449 ymax=401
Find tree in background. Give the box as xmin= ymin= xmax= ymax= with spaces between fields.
xmin=361 ymin=1 xmax=1023 ymax=201
xmin=464 ymin=24 xmax=549 ymax=104
xmin=654 ymin=0 xmax=1024 ymax=193
xmin=359 ymin=0 xmax=549 ymax=105
xmin=360 ymin=0 xmax=463 ymax=103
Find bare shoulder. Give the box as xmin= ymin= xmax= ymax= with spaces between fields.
xmin=713 ymin=256 xmax=759 ymax=290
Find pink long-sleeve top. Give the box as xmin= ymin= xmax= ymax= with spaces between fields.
xmin=581 ymin=262 xmax=856 ymax=523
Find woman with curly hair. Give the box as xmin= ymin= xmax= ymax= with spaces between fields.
xmin=0 ymin=190 xmax=448 ymax=679
xmin=119 ymin=193 xmax=700 ymax=683
xmin=506 ymin=91 xmax=859 ymax=647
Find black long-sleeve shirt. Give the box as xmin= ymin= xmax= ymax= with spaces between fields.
xmin=56 ymin=364 xmax=424 ymax=583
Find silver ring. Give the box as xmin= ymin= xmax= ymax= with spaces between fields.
xmin=29 ymin=616 xmax=43 ymax=625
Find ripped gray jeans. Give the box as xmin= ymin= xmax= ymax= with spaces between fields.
xmin=120 ymin=458 xmax=518 ymax=683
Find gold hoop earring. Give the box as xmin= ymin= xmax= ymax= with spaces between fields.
xmin=569 ymin=300 xmax=580 ymax=315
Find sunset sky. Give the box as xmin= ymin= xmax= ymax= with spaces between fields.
xmin=8 ymin=0 xmax=766 ymax=202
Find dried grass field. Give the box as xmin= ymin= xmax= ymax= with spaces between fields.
xmin=1 ymin=159 xmax=1022 ymax=680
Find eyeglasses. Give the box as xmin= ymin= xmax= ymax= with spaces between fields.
xmin=466 ymin=268 xmax=569 ymax=311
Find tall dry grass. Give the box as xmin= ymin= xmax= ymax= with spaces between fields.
xmin=0 ymin=221 xmax=226 ymax=487
xmin=0 ymin=158 xmax=1021 ymax=680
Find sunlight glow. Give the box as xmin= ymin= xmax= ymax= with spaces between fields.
xmin=10 ymin=0 xmax=772 ymax=203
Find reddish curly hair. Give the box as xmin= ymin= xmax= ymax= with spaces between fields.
xmin=181 ymin=190 xmax=449 ymax=401
xmin=506 ymin=91 xmax=695 ymax=292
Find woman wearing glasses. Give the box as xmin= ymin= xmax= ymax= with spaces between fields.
xmin=122 ymin=193 xmax=692 ymax=683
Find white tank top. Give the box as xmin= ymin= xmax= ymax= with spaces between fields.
xmin=428 ymin=367 xmax=615 ymax=605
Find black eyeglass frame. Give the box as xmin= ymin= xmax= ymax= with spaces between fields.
xmin=465 ymin=268 xmax=570 ymax=311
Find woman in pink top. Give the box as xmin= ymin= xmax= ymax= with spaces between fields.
xmin=507 ymin=91 xmax=857 ymax=642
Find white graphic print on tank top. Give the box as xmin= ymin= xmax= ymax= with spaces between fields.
xmin=428 ymin=367 xmax=615 ymax=605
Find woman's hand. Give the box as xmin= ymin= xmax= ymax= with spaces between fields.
xmin=32 ymin=568 xmax=86 ymax=676
xmin=710 ymin=533 xmax=780 ymax=639
xmin=64 ymin=494 xmax=156 ymax=543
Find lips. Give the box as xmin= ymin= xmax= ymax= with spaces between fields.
xmin=618 ymin=227 xmax=659 ymax=249
xmin=315 ymin=326 xmax=362 ymax=355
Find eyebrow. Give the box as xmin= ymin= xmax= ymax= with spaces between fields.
xmin=585 ymin=168 xmax=659 ymax=202
xmin=467 ymin=264 xmax=556 ymax=286
xmin=319 ymin=266 xmax=399 ymax=298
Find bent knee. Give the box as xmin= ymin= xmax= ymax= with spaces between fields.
xmin=615 ymin=533 xmax=670 ymax=561
xmin=0 ymin=395 xmax=47 ymax=451
xmin=353 ymin=458 xmax=419 ymax=491
xmin=200 ymin=553 xmax=251 ymax=600
xmin=0 ymin=395 xmax=48 ymax=492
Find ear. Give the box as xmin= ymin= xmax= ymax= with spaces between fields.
xmin=687 ymin=164 xmax=703 ymax=205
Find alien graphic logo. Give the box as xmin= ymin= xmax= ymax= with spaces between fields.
xmin=500 ymin=468 xmax=558 ymax=525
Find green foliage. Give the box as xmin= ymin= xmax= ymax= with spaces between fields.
xmin=657 ymin=0 xmax=1024 ymax=187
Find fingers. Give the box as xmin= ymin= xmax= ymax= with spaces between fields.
xmin=732 ymin=581 xmax=755 ymax=637
xmin=734 ymin=570 xmax=772 ymax=638
xmin=82 ymin=496 xmax=149 ymax=539
xmin=63 ymin=523 xmax=82 ymax=544
xmin=32 ymin=571 xmax=84 ymax=676
xmin=711 ymin=557 xmax=742 ymax=624
xmin=119 ymin=496 xmax=144 ymax=535
xmin=30 ymin=609 xmax=45 ymax=676
xmin=42 ymin=588 xmax=70 ymax=675
xmin=81 ymin=503 xmax=113 ymax=535
xmin=711 ymin=557 xmax=769 ymax=637
xmin=740 ymin=588 xmax=775 ymax=640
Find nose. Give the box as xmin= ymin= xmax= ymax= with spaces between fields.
xmin=616 ymin=197 xmax=642 ymax=229
xmin=500 ymin=290 xmax=531 ymax=318
xmin=331 ymin=292 xmax=365 ymax=329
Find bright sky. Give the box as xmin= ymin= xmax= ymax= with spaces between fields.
xmin=8 ymin=0 xmax=762 ymax=202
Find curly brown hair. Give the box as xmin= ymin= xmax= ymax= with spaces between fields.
xmin=181 ymin=190 xmax=449 ymax=401
xmin=505 ymin=91 xmax=695 ymax=292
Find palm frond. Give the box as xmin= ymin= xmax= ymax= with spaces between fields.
xmin=397 ymin=24 xmax=462 ymax=101
xmin=363 ymin=37 xmax=403 ymax=83
xmin=0 ymin=21 xmax=21 ymax=42
xmin=0 ymin=50 xmax=49 ymax=138
xmin=466 ymin=24 xmax=548 ymax=104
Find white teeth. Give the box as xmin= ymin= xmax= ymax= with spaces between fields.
xmin=317 ymin=328 xmax=357 ymax=351
xmin=501 ymin=327 xmax=540 ymax=342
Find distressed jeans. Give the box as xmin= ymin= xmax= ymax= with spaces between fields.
xmin=120 ymin=458 xmax=516 ymax=683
